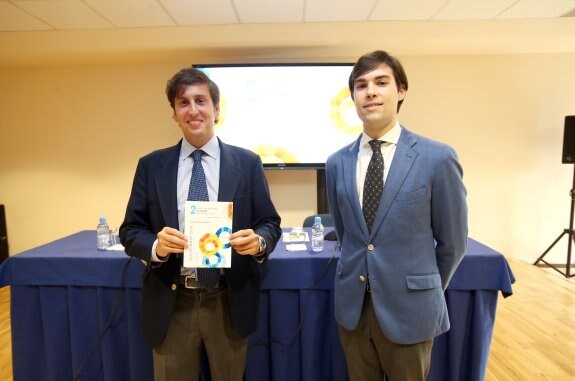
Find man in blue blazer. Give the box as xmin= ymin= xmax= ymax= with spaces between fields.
xmin=120 ymin=67 xmax=281 ymax=381
xmin=326 ymin=51 xmax=468 ymax=380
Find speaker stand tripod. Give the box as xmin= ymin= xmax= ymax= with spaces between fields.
xmin=533 ymin=165 xmax=575 ymax=278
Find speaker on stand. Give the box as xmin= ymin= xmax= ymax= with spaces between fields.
xmin=562 ymin=115 xmax=575 ymax=164
xmin=534 ymin=115 xmax=575 ymax=277
xmin=0 ymin=204 xmax=8 ymax=264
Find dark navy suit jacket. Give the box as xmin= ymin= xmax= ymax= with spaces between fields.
xmin=120 ymin=138 xmax=281 ymax=347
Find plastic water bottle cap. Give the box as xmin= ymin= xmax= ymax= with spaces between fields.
xmin=314 ymin=216 xmax=321 ymax=225
xmin=99 ymin=216 xmax=107 ymax=224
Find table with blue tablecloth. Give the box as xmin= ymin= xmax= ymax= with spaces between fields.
xmin=0 ymin=230 xmax=514 ymax=381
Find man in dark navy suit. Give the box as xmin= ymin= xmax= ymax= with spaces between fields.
xmin=120 ymin=67 xmax=281 ymax=381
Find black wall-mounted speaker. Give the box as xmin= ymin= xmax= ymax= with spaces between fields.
xmin=0 ymin=205 xmax=8 ymax=263
xmin=562 ymin=116 xmax=575 ymax=164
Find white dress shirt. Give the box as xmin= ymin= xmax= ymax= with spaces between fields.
xmin=151 ymin=136 xmax=221 ymax=262
xmin=356 ymin=122 xmax=402 ymax=207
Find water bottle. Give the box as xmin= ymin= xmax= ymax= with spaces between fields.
xmin=96 ymin=216 xmax=111 ymax=251
xmin=311 ymin=216 xmax=324 ymax=252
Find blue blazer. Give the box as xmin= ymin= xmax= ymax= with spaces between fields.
xmin=120 ymin=138 xmax=281 ymax=347
xmin=326 ymin=127 xmax=468 ymax=345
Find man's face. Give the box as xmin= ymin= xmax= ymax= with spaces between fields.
xmin=352 ymin=64 xmax=406 ymax=137
xmin=172 ymin=83 xmax=219 ymax=148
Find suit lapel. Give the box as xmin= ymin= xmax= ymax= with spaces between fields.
xmin=155 ymin=142 xmax=181 ymax=229
xmin=217 ymin=139 xmax=241 ymax=202
xmin=370 ymin=128 xmax=418 ymax=238
xmin=343 ymin=136 xmax=371 ymax=240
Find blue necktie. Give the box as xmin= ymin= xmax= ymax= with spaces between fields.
xmin=363 ymin=140 xmax=384 ymax=233
xmin=188 ymin=150 xmax=220 ymax=288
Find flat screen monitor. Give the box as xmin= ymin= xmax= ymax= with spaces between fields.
xmin=197 ymin=64 xmax=363 ymax=169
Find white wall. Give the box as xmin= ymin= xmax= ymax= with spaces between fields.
xmin=1 ymin=53 xmax=574 ymax=265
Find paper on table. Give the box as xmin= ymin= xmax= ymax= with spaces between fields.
xmin=184 ymin=201 xmax=233 ymax=268
xmin=106 ymin=244 xmax=125 ymax=251
xmin=282 ymin=231 xmax=310 ymax=243
xmin=286 ymin=243 xmax=308 ymax=252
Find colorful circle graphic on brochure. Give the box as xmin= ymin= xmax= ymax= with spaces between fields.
xmin=203 ymin=252 xmax=224 ymax=268
xmin=216 ymin=226 xmax=232 ymax=249
xmin=199 ymin=233 xmax=221 ymax=256
xmin=198 ymin=229 xmax=229 ymax=267
xmin=227 ymin=202 xmax=233 ymax=220
xmin=183 ymin=200 xmax=233 ymax=269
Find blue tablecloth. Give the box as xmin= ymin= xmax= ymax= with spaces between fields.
xmin=0 ymin=230 xmax=515 ymax=381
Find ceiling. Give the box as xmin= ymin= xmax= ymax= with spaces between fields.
xmin=1 ymin=0 xmax=575 ymax=67
xmin=2 ymin=0 xmax=575 ymax=30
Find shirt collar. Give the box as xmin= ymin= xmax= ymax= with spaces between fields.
xmin=360 ymin=121 xmax=402 ymax=148
xmin=180 ymin=135 xmax=220 ymax=161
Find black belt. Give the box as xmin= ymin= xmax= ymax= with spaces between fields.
xmin=177 ymin=274 xmax=226 ymax=290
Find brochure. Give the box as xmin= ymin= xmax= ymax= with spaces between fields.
xmin=184 ymin=201 xmax=233 ymax=268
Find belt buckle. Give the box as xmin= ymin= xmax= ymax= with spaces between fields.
xmin=184 ymin=275 xmax=200 ymax=289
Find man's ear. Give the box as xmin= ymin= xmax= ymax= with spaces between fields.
xmin=214 ymin=103 xmax=220 ymax=124
xmin=398 ymin=85 xmax=407 ymax=101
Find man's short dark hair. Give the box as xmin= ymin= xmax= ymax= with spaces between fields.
xmin=348 ymin=50 xmax=409 ymax=111
xmin=166 ymin=67 xmax=220 ymax=109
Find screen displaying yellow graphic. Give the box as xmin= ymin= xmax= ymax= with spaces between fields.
xmin=330 ymin=87 xmax=363 ymax=136
xmin=200 ymin=65 xmax=362 ymax=166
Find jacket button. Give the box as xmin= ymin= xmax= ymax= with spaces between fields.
xmin=171 ymin=284 xmax=177 ymax=291
xmin=368 ymin=244 xmax=374 ymax=251
xmin=359 ymin=275 xmax=366 ymax=282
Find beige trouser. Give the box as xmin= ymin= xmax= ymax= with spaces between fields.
xmin=338 ymin=293 xmax=433 ymax=381
xmin=153 ymin=287 xmax=248 ymax=381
